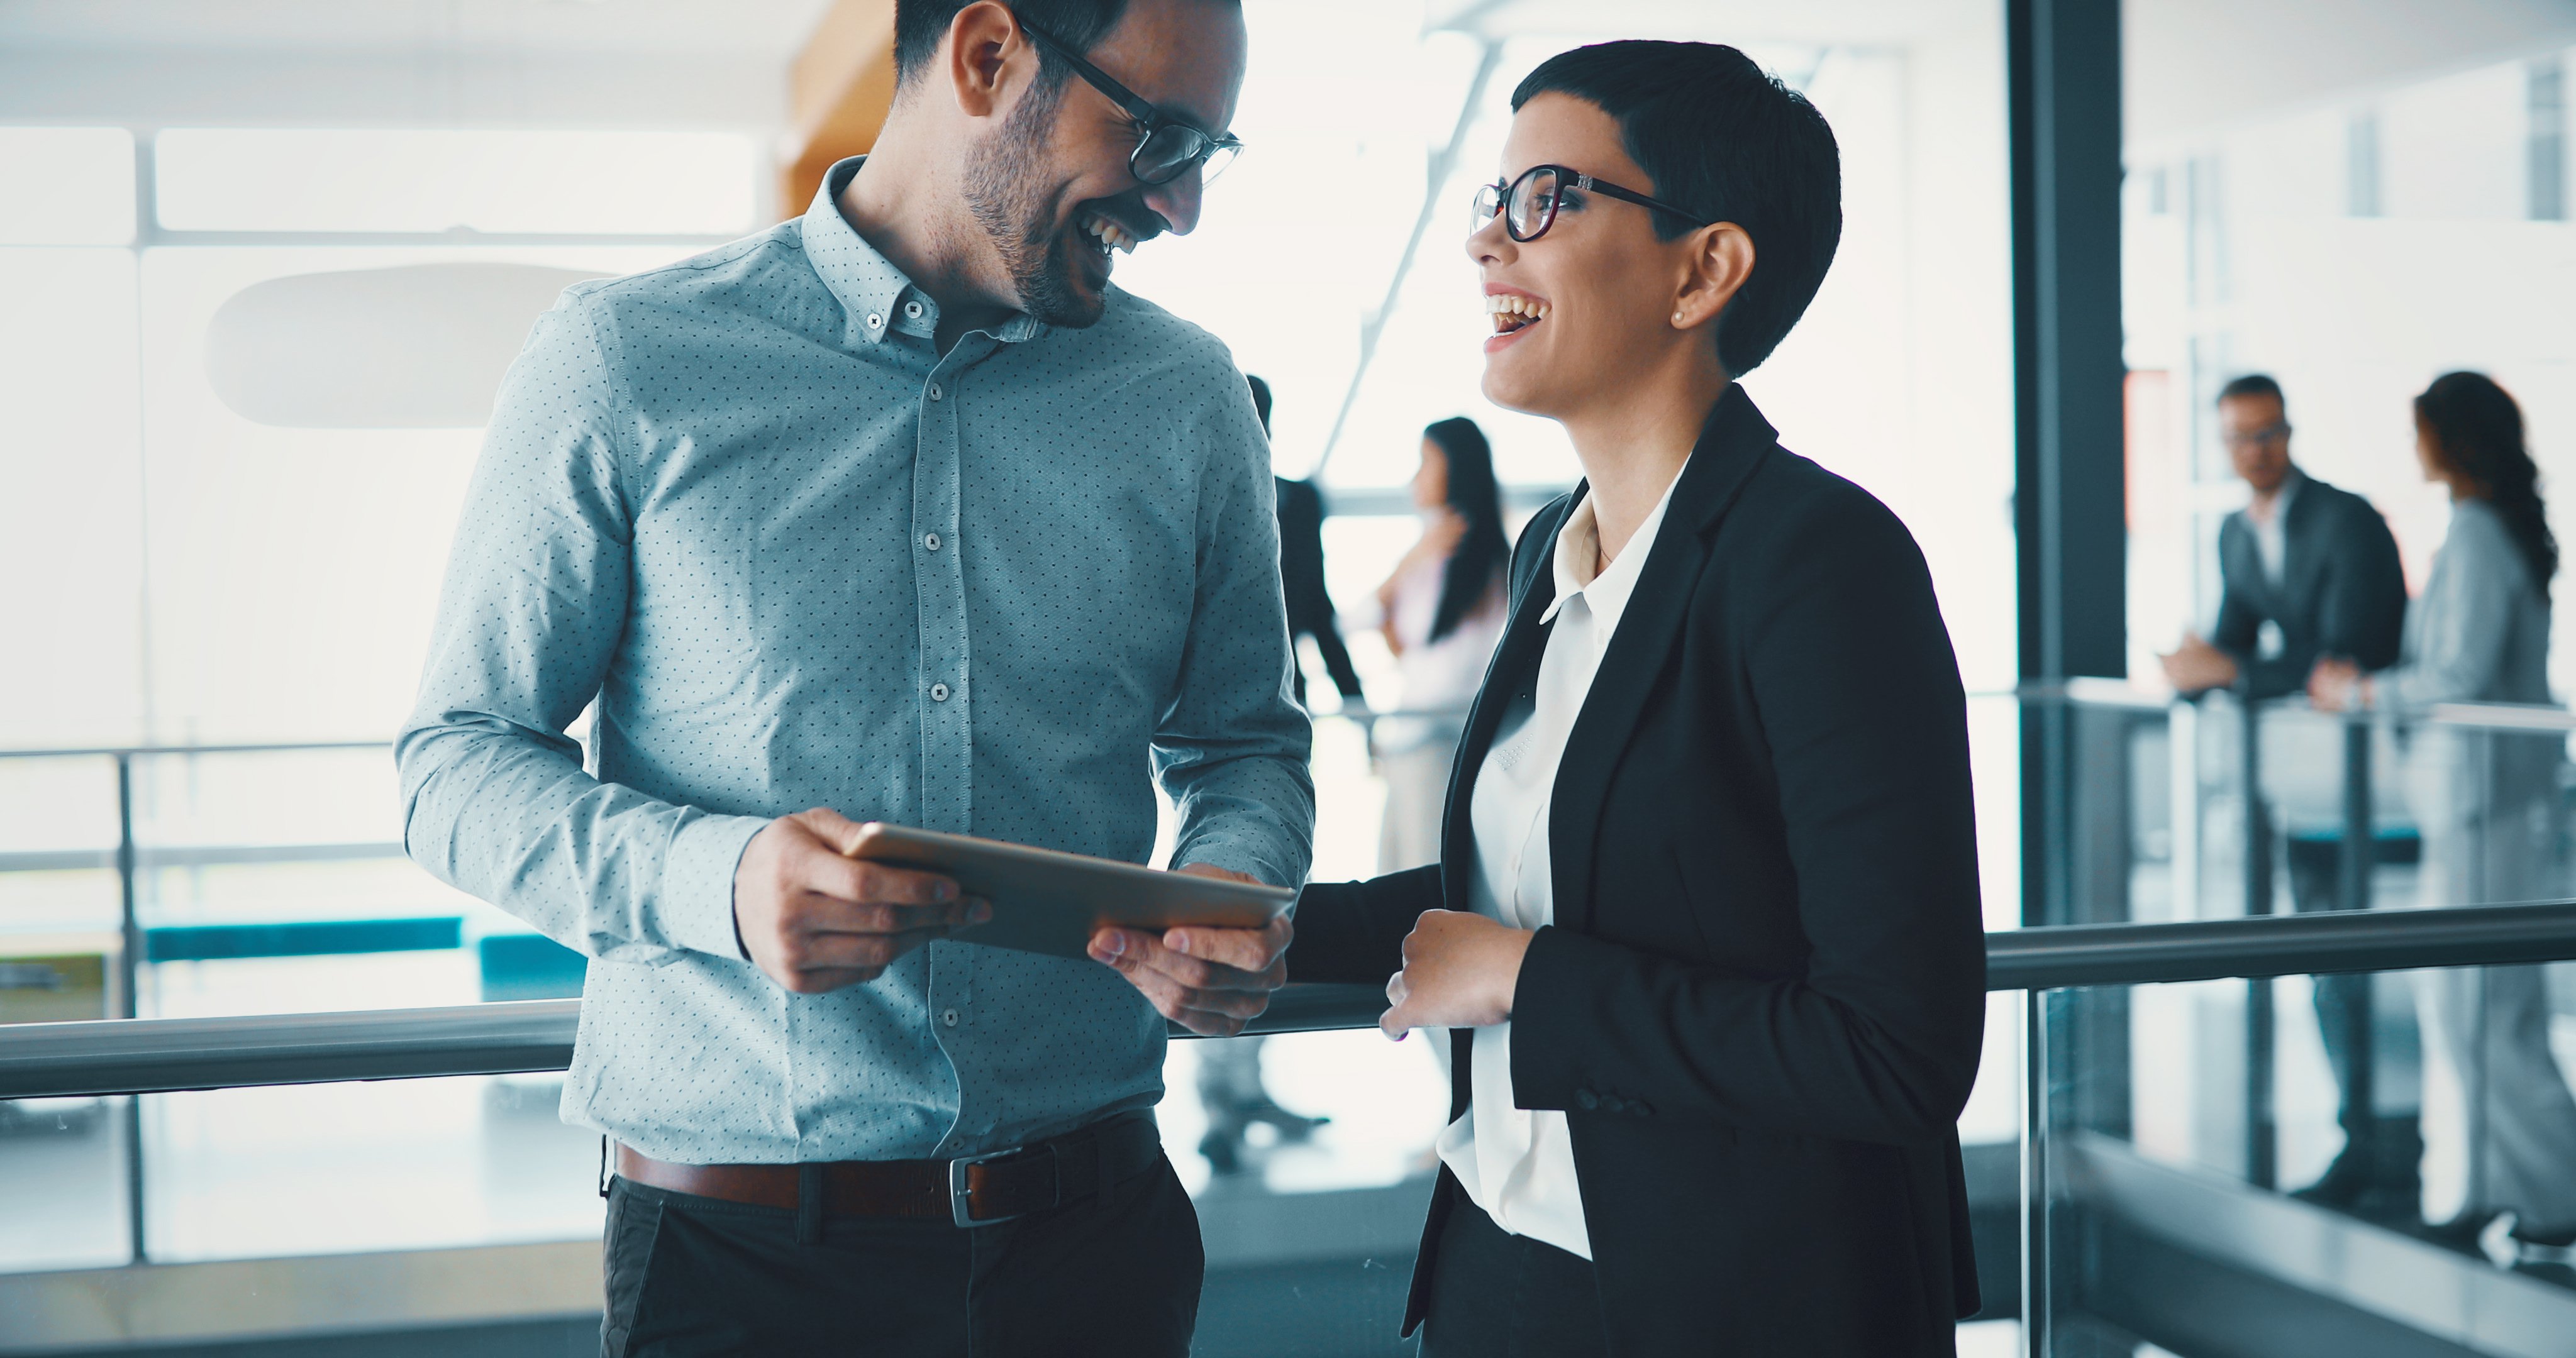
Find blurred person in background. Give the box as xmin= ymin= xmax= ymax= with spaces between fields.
xmin=398 ymin=3 xmax=1312 ymax=1353
xmin=1254 ymin=375 xmax=1368 ymax=709
xmin=1289 ymin=41 xmax=1984 ymax=1355
xmin=1370 ymin=416 xmax=1508 ymax=873
xmin=2312 ymin=371 xmax=2576 ymax=1267
xmin=2161 ymin=373 xmax=2414 ymax=1215
xmin=1194 ymin=372 xmax=1332 ymax=1178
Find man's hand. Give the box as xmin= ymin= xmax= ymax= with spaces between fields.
xmin=2308 ymin=656 xmax=2369 ymax=712
xmin=2159 ymin=632 xmax=2240 ymax=694
xmin=1379 ymin=910 xmax=1533 ymax=1040
xmin=733 ymin=809 xmax=989 ymax=994
xmin=1088 ymin=864 xmax=1292 ymax=1037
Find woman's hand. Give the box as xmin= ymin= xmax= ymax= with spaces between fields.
xmin=2308 ymin=657 xmax=2370 ymax=712
xmin=1379 ymin=910 xmax=1535 ymax=1039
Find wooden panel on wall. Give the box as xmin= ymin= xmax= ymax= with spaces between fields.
xmin=783 ymin=0 xmax=899 ymax=216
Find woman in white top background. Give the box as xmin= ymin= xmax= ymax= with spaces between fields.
xmin=1370 ymin=416 xmax=1509 ymax=873
xmin=1285 ymin=38 xmax=1984 ymax=1358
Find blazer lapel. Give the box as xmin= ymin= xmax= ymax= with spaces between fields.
xmin=1436 ymin=496 xmax=1572 ymax=911
xmin=1547 ymin=385 xmax=1777 ymax=936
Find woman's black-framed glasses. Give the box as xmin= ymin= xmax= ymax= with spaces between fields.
xmin=1472 ymin=164 xmax=1711 ymax=241
xmin=1016 ymin=17 xmax=1243 ymax=186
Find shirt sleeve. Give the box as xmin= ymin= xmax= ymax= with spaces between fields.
xmin=394 ymin=295 xmax=767 ymax=964
xmin=1154 ymin=370 xmax=1317 ymax=889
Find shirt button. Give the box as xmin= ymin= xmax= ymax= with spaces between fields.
xmin=904 ymin=301 xmax=924 ymax=319
xmin=924 ymin=532 xmax=942 ymax=552
xmin=930 ymin=682 xmax=950 ymax=702
xmin=865 ymin=312 xmax=883 ymax=330
xmin=928 ymin=384 xmax=944 ymax=401
xmin=941 ymin=1008 xmax=960 ymax=1028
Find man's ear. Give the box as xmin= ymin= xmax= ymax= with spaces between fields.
xmin=945 ymin=1 xmax=1037 ymax=121
xmin=1672 ymin=222 xmax=1755 ymax=335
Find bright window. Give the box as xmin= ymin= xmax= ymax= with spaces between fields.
xmin=155 ymin=128 xmax=758 ymax=235
xmin=0 ymin=127 xmax=135 ymax=245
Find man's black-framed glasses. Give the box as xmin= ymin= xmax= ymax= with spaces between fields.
xmin=1016 ymin=16 xmax=1242 ymax=185
xmin=1472 ymin=164 xmax=1711 ymax=241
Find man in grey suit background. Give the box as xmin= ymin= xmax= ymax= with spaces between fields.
xmin=2161 ymin=372 xmax=2413 ymax=1213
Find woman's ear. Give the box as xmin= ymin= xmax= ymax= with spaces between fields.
xmin=1672 ymin=222 xmax=1755 ymax=335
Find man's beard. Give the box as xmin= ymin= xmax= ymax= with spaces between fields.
xmin=963 ymin=81 xmax=1105 ymax=329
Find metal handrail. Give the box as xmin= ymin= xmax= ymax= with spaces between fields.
xmin=11 ymin=901 xmax=2576 ymax=1102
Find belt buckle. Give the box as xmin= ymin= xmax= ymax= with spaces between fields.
xmin=948 ymin=1150 xmax=1024 ymax=1228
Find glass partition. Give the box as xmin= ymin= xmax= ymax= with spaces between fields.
xmin=2029 ymin=963 xmax=2576 ymax=1357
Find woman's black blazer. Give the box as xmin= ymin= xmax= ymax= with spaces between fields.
xmin=1289 ymin=385 xmax=1987 ymax=1356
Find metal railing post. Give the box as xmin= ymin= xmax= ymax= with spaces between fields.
xmin=2020 ymin=987 xmax=2054 ymax=1358
xmin=114 ymin=752 xmax=148 ymax=1264
xmin=2240 ymin=695 xmax=2275 ymax=1190
xmin=2338 ymin=715 xmax=2376 ymax=1179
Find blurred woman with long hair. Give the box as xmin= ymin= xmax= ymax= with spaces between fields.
xmin=1371 ymin=416 xmax=1509 ymax=871
xmin=2314 ymin=370 xmax=2576 ymax=1257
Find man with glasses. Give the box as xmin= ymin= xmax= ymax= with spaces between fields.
xmin=2159 ymin=372 xmax=2412 ymax=1215
xmin=399 ymin=3 xmax=1304 ymax=1353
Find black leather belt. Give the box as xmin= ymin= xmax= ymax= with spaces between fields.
xmin=615 ymin=1110 xmax=1160 ymax=1228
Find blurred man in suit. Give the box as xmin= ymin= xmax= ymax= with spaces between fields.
xmin=2161 ymin=372 xmax=2412 ymax=1213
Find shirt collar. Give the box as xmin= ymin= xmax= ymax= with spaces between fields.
xmin=1542 ymin=465 xmax=1685 ymax=634
xmin=800 ymin=156 xmax=1049 ymax=350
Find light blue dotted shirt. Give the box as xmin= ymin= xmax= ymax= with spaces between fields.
xmin=397 ymin=158 xmax=1314 ymax=1164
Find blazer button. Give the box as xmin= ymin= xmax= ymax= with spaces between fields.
xmin=1599 ymin=1094 xmax=1628 ymax=1114
xmin=1574 ymin=1090 xmax=1599 ymax=1110
xmin=1631 ymin=1100 xmax=1655 ymax=1118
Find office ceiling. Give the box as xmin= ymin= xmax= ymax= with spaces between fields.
xmin=6 ymin=0 xmax=2573 ymax=144
xmin=0 ymin=0 xmax=838 ymax=56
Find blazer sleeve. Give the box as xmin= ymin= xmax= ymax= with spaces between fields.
xmin=2209 ymin=517 xmax=2262 ymax=660
xmin=2318 ymin=497 xmax=2409 ymax=674
xmin=2381 ymin=509 xmax=2519 ymax=708
xmin=1287 ymin=864 xmax=1443 ymax=985
xmin=1507 ymin=485 xmax=1987 ymax=1146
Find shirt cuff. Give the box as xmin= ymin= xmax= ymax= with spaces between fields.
xmin=652 ymin=811 xmax=772 ymax=959
xmin=1171 ymin=838 xmax=1292 ymax=889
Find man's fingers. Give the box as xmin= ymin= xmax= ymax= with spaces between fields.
xmin=783 ymin=925 xmax=952 ymax=974
xmin=1104 ymin=929 xmax=1283 ymax=991
xmin=798 ymin=851 xmax=962 ymax=908
xmin=1379 ymin=971 xmax=1413 ymax=1039
xmin=1162 ymin=915 xmax=1292 ymax=972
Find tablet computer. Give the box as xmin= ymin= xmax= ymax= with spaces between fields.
xmin=843 ymin=823 xmax=1296 ymax=961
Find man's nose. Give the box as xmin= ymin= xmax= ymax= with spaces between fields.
xmin=1141 ymin=173 xmax=1205 ymax=237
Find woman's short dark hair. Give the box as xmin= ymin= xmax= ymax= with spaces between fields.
xmin=1511 ymin=41 xmax=1841 ymax=376
xmin=2415 ymin=371 xmax=2557 ymax=596
xmin=1423 ymin=417 xmax=1508 ymax=644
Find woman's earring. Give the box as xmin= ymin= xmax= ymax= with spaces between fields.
xmin=1673 ymin=311 xmax=1685 ymax=324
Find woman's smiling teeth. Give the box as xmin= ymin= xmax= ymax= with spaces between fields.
xmin=1082 ymin=213 xmax=1138 ymax=257
xmin=1487 ymin=293 xmax=1549 ymax=334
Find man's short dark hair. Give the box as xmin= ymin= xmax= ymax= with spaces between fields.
xmin=2217 ymin=373 xmax=2285 ymax=409
xmin=894 ymin=1 xmax=1128 ymax=89
xmin=1511 ymin=41 xmax=1841 ymax=376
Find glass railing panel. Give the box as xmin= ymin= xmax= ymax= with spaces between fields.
xmin=2032 ymin=966 xmax=2576 ymax=1358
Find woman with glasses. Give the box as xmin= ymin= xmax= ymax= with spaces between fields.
xmin=1287 ymin=39 xmax=1986 ymax=1358
xmin=2311 ymin=372 xmax=2576 ymax=1262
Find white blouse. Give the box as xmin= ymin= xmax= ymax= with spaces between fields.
xmin=1432 ymin=470 xmax=1682 ymax=1262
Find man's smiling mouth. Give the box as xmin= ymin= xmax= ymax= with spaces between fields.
xmin=1081 ymin=210 xmax=1140 ymax=258
xmin=1487 ymin=292 xmax=1550 ymax=334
